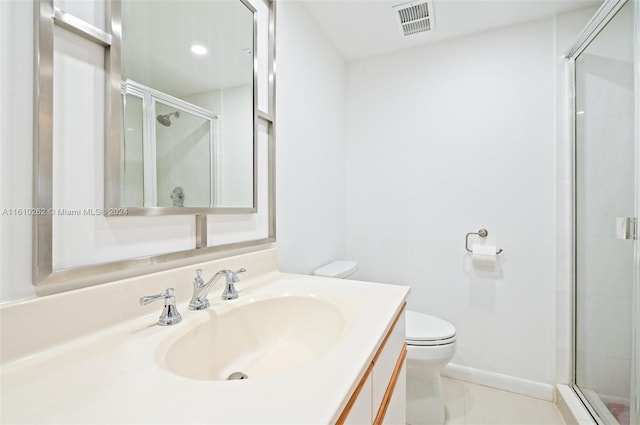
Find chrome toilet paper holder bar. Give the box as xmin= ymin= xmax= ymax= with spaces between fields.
xmin=465 ymin=229 xmax=503 ymax=254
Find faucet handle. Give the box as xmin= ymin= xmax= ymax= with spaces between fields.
xmin=221 ymin=268 xmax=246 ymax=300
xmin=193 ymin=269 xmax=205 ymax=288
xmin=139 ymin=288 xmax=182 ymax=326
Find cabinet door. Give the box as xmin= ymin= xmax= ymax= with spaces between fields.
xmin=344 ymin=371 xmax=373 ymax=425
xmin=338 ymin=305 xmax=407 ymax=425
xmin=381 ymin=361 xmax=406 ymax=425
xmin=372 ymin=314 xmax=405 ymax=410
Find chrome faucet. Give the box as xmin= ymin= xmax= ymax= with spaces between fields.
xmin=139 ymin=288 xmax=182 ymax=326
xmin=189 ymin=268 xmax=246 ymax=310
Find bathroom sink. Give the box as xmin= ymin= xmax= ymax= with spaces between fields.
xmin=156 ymin=295 xmax=347 ymax=381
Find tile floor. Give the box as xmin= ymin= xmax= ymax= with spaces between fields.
xmin=442 ymin=378 xmax=566 ymax=425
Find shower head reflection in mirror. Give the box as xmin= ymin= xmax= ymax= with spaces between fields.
xmin=156 ymin=111 xmax=180 ymax=127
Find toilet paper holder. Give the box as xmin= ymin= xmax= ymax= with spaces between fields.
xmin=465 ymin=229 xmax=503 ymax=254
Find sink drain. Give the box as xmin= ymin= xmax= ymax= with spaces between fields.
xmin=227 ymin=371 xmax=248 ymax=380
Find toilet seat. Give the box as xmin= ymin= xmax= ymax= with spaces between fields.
xmin=406 ymin=310 xmax=456 ymax=346
xmin=407 ymin=335 xmax=456 ymax=346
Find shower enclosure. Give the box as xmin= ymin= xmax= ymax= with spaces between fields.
xmin=121 ymin=80 xmax=218 ymax=208
xmin=567 ymin=0 xmax=639 ymax=424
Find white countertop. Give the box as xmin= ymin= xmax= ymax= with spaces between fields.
xmin=1 ymin=272 xmax=409 ymax=424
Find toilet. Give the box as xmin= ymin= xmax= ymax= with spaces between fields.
xmin=405 ymin=310 xmax=456 ymax=425
xmin=313 ymin=261 xmax=457 ymax=425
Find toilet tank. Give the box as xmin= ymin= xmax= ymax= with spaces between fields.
xmin=312 ymin=261 xmax=359 ymax=279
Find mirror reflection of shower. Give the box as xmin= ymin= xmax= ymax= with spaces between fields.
xmin=156 ymin=111 xmax=180 ymax=127
xmin=122 ymin=81 xmax=218 ymax=208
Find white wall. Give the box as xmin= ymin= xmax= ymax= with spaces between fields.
xmin=0 ymin=0 xmax=35 ymax=302
xmin=345 ymin=19 xmax=557 ymax=386
xmin=275 ymin=1 xmax=348 ymax=275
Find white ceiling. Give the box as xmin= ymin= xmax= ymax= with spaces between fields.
xmin=122 ymin=0 xmax=253 ymax=98
xmin=299 ymin=0 xmax=603 ymax=61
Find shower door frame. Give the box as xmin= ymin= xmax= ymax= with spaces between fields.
xmin=566 ymin=0 xmax=640 ymax=424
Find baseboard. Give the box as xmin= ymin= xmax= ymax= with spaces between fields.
xmin=441 ymin=363 xmax=554 ymax=401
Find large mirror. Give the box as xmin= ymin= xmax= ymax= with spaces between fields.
xmin=116 ymin=0 xmax=257 ymax=212
xmin=33 ymin=0 xmax=275 ymax=291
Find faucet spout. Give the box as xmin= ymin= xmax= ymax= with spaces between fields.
xmin=188 ymin=268 xmax=246 ymax=310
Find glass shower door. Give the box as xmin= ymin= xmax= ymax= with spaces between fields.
xmin=574 ymin=1 xmax=637 ymax=424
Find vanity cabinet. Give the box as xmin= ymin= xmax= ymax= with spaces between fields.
xmin=338 ymin=304 xmax=407 ymax=425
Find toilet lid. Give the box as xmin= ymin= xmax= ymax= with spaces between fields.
xmin=406 ymin=310 xmax=456 ymax=343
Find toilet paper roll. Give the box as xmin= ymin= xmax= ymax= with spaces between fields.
xmin=471 ymin=244 xmax=497 ymax=267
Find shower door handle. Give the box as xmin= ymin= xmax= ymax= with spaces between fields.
xmin=616 ymin=217 xmax=638 ymax=240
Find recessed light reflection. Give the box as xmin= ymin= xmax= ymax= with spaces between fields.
xmin=190 ymin=44 xmax=207 ymax=56
xmin=576 ymin=111 xmax=585 ymax=115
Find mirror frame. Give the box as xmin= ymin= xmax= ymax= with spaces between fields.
xmin=110 ymin=0 xmax=259 ymax=215
xmin=33 ymin=0 xmax=276 ymax=292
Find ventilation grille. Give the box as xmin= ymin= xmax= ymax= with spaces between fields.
xmin=393 ymin=1 xmax=434 ymax=37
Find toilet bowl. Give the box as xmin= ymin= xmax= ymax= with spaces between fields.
xmin=405 ymin=310 xmax=456 ymax=425
xmin=312 ymin=261 xmax=456 ymax=425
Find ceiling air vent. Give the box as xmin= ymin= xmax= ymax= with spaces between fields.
xmin=392 ymin=0 xmax=434 ymax=37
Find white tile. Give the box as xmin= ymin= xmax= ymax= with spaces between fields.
xmin=443 ymin=377 xmax=465 ymax=425
xmin=450 ymin=380 xmax=566 ymax=425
